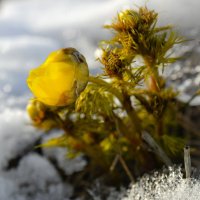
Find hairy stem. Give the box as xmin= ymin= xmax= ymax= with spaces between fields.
xmin=144 ymin=58 xmax=165 ymax=137
xmin=144 ymin=58 xmax=160 ymax=93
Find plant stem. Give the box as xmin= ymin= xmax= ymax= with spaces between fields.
xmin=110 ymin=154 xmax=120 ymax=172
xmin=147 ymin=74 xmax=160 ymax=92
xmin=118 ymin=154 xmax=135 ymax=183
xmin=184 ymin=146 xmax=191 ymax=179
xmin=144 ymin=58 xmax=160 ymax=92
xmin=142 ymin=131 xmax=172 ymax=166
xmin=144 ymin=58 xmax=165 ymax=137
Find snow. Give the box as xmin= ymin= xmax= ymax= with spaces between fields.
xmin=122 ymin=166 xmax=200 ymax=200
xmin=0 ymin=153 xmax=73 ymax=200
xmin=0 ymin=108 xmax=40 ymax=169
xmin=43 ymin=147 xmax=87 ymax=176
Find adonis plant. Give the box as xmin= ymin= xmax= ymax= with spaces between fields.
xmin=26 ymin=6 xmax=199 ymax=188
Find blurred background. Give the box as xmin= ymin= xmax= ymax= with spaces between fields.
xmin=0 ymin=0 xmax=200 ymax=199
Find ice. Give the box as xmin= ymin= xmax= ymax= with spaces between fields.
xmin=122 ymin=166 xmax=200 ymax=200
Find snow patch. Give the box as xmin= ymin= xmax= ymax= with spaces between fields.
xmin=122 ymin=166 xmax=200 ymax=200
xmin=0 ymin=108 xmax=40 ymax=169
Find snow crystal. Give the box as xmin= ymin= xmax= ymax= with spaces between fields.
xmin=122 ymin=166 xmax=200 ymax=200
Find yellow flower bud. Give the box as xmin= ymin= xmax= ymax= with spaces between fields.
xmin=26 ymin=99 xmax=46 ymax=123
xmin=27 ymin=48 xmax=89 ymax=106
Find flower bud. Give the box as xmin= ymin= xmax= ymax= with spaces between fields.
xmin=27 ymin=48 xmax=89 ymax=106
xmin=26 ymin=99 xmax=46 ymax=124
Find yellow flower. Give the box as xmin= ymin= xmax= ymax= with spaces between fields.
xmin=26 ymin=99 xmax=46 ymax=123
xmin=27 ymin=48 xmax=89 ymax=106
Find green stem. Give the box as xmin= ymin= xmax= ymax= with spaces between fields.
xmin=144 ymin=58 xmax=160 ymax=92
xmin=143 ymin=58 xmax=165 ymax=137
